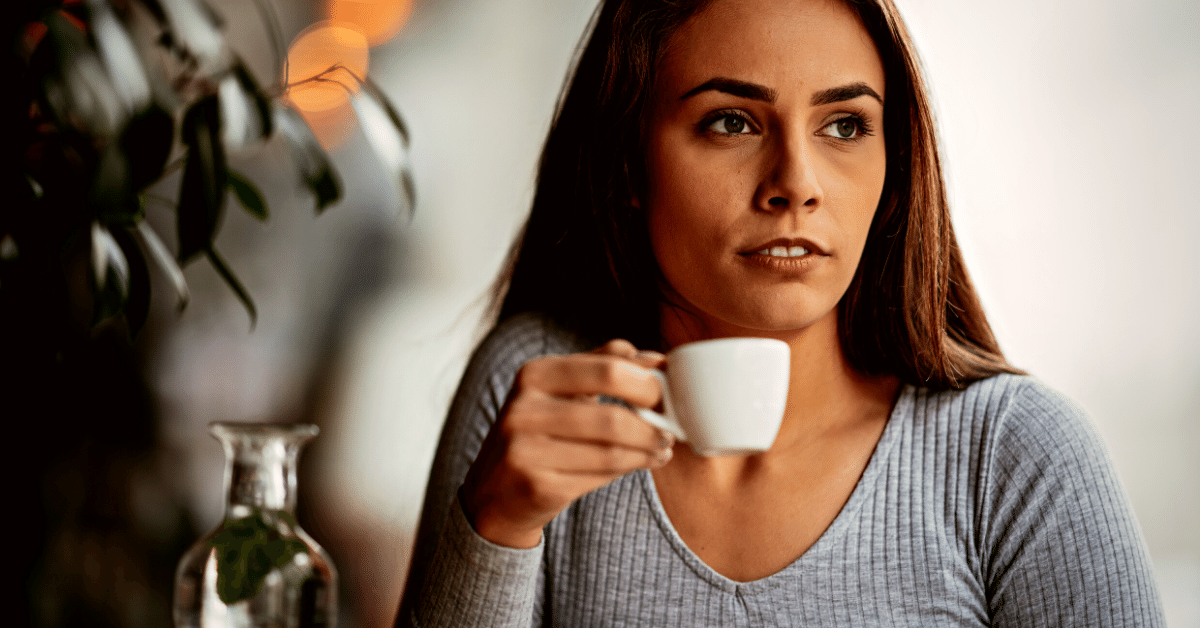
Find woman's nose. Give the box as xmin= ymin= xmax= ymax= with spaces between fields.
xmin=755 ymin=136 xmax=823 ymax=212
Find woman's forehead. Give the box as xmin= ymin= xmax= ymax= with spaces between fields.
xmin=658 ymin=0 xmax=884 ymax=101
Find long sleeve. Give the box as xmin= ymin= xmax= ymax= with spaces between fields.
xmin=396 ymin=314 xmax=585 ymax=628
xmin=978 ymin=380 xmax=1166 ymax=627
xmin=398 ymin=323 xmax=1166 ymax=626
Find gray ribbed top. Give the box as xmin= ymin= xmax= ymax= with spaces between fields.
xmin=398 ymin=313 xmax=1165 ymax=627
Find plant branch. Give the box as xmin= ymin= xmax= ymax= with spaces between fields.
xmin=285 ymin=63 xmax=361 ymax=92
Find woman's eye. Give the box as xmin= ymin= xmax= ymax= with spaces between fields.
xmin=821 ymin=117 xmax=862 ymax=139
xmin=707 ymin=114 xmax=751 ymax=135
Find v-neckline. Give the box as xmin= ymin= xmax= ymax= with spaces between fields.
xmin=636 ymin=383 xmax=912 ymax=595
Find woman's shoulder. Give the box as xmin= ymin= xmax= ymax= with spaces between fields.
xmin=441 ymin=312 xmax=596 ymax=453
xmin=913 ymin=373 xmax=1110 ymax=484
xmin=463 ymin=311 xmax=593 ymax=386
xmin=921 ymin=372 xmax=1089 ymax=424
xmin=478 ymin=310 xmax=591 ymax=359
xmin=916 ymin=380 xmax=1163 ymax=624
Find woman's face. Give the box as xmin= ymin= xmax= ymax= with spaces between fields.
xmin=643 ymin=0 xmax=887 ymax=339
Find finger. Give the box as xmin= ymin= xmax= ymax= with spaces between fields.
xmin=591 ymin=338 xmax=638 ymax=359
xmin=529 ymin=437 xmax=672 ymax=475
xmin=509 ymin=394 xmax=673 ymax=453
xmin=632 ymin=349 xmax=667 ymax=369
xmin=518 ymin=354 xmax=661 ymax=408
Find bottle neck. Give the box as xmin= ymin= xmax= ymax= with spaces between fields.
xmin=224 ymin=449 xmax=298 ymax=516
xmin=212 ymin=423 xmax=316 ymax=518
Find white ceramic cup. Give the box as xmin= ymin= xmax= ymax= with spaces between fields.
xmin=636 ymin=337 xmax=790 ymax=456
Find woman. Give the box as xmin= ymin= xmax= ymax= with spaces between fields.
xmin=397 ymin=0 xmax=1165 ymax=625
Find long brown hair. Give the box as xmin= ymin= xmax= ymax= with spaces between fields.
xmin=496 ymin=0 xmax=1021 ymax=391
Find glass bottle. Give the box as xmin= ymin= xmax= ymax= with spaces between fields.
xmin=174 ymin=422 xmax=337 ymax=628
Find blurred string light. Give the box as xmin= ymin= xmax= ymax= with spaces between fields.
xmin=283 ymin=23 xmax=368 ymax=148
xmin=329 ymin=0 xmax=415 ymax=47
xmin=284 ymin=0 xmax=413 ymax=149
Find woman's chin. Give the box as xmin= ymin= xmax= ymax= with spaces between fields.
xmin=663 ymin=300 xmax=838 ymax=342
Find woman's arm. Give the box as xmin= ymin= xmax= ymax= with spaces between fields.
xmin=395 ymin=316 xmax=550 ymax=628
xmin=395 ymin=314 xmax=670 ymax=628
xmin=980 ymin=380 xmax=1166 ymax=627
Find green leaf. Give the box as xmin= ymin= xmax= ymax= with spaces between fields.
xmin=401 ymin=170 xmax=417 ymax=217
xmin=212 ymin=513 xmax=274 ymax=604
xmin=360 ymin=77 xmax=409 ymax=145
xmin=87 ymin=0 xmax=152 ymax=112
xmin=90 ymin=222 xmax=130 ymax=324
xmin=178 ymin=96 xmax=227 ymax=263
xmin=113 ymin=227 xmax=150 ymax=337
xmin=310 ymin=170 xmax=339 ymax=212
xmin=233 ymin=62 xmax=273 ymax=139
xmin=272 ymin=105 xmax=341 ymax=212
xmin=134 ymin=220 xmax=189 ymax=310
xmin=227 ymin=170 xmax=268 ymax=221
xmin=351 ymin=79 xmax=415 ymax=218
xmin=204 ymin=247 xmax=257 ymax=328
xmin=36 ymin=12 xmax=125 ymax=139
xmin=211 ymin=510 xmax=309 ymax=605
xmin=90 ymin=139 xmax=132 ymax=214
xmin=122 ymin=105 xmax=174 ymax=190
xmin=98 ymin=190 xmax=147 ymax=229
xmin=154 ymin=0 xmax=225 ymax=67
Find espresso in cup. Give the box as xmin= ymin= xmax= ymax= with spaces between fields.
xmin=637 ymin=337 xmax=789 ymax=456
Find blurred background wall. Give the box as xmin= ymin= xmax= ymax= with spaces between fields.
xmin=134 ymin=0 xmax=1199 ymax=627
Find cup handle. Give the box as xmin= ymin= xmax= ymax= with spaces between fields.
xmin=634 ymin=370 xmax=687 ymax=442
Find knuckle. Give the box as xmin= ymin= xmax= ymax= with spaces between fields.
xmin=597 ymin=338 xmax=635 ymax=357
xmin=612 ymin=338 xmax=635 ymax=352
xmin=498 ymin=411 xmax=524 ymax=438
xmin=502 ymin=441 xmax=525 ymax=467
xmin=504 ymin=395 xmax=550 ymax=433
xmin=514 ymin=359 xmax=543 ymax=389
xmin=506 ymin=436 xmax=539 ymax=467
xmin=597 ymin=360 xmax=622 ymax=388
xmin=504 ymin=437 xmax=539 ymax=472
xmin=504 ymin=395 xmax=534 ymax=422
xmin=600 ymin=445 xmax=627 ymax=471
xmin=597 ymin=405 xmax=624 ymax=438
xmin=516 ymin=355 xmax=567 ymax=389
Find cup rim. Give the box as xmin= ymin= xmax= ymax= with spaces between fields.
xmin=667 ymin=336 xmax=789 ymax=354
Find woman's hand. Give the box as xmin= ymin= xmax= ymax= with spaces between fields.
xmin=459 ymin=339 xmax=673 ymax=549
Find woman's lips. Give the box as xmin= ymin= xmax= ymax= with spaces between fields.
xmin=738 ymin=237 xmax=827 ymax=257
xmin=737 ymin=237 xmax=827 ymax=273
xmin=753 ymin=244 xmax=810 ymax=258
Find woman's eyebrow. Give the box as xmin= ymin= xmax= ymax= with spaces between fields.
xmin=680 ymin=78 xmax=882 ymax=107
xmin=810 ymin=82 xmax=883 ymax=106
xmin=680 ymin=78 xmax=777 ymax=102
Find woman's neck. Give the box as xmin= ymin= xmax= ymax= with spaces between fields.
xmin=774 ymin=311 xmax=899 ymax=452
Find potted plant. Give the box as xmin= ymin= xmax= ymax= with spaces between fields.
xmin=3 ymin=0 xmax=412 ymax=624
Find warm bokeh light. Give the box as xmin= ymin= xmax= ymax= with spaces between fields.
xmin=327 ymin=0 xmax=414 ymax=47
xmin=284 ymin=21 xmax=369 ymax=148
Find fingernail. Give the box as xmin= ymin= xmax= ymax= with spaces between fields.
xmin=636 ymin=350 xmax=666 ymax=361
xmin=658 ymin=430 xmax=675 ymax=450
xmin=655 ymin=445 xmax=674 ymax=465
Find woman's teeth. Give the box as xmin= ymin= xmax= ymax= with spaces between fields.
xmin=758 ymin=246 xmax=810 ymax=258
